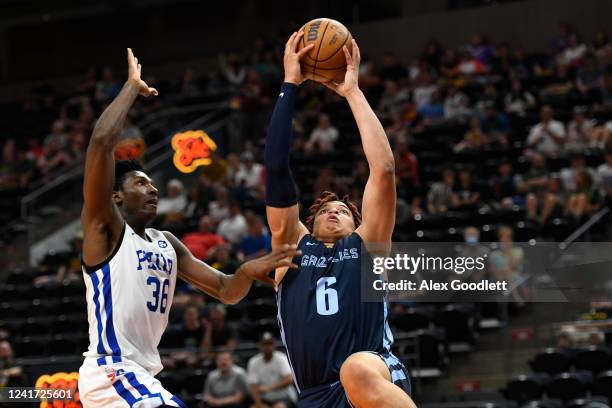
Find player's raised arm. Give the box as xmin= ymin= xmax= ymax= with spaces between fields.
xmin=323 ymin=40 xmax=396 ymax=247
xmin=81 ymin=48 xmax=158 ymax=266
xmin=164 ymin=232 xmax=300 ymax=304
xmin=265 ymin=32 xmax=312 ymax=257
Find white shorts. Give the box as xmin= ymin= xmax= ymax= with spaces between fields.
xmin=78 ymin=357 xmax=187 ymax=408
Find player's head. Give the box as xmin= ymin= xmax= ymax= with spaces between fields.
xmin=306 ymin=191 xmax=361 ymax=243
xmin=112 ymin=159 xmax=158 ymax=223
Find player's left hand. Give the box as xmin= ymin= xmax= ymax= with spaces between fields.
xmin=322 ymin=39 xmax=361 ymax=97
xmin=238 ymin=244 xmax=302 ymax=290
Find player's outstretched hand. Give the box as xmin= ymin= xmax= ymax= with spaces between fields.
xmin=127 ymin=48 xmax=159 ymax=97
xmin=283 ymin=30 xmax=314 ymax=85
xmin=322 ymin=39 xmax=361 ymax=98
xmin=238 ymin=244 xmax=302 ymax=290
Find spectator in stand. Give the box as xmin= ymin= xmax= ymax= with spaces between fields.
xmin=490 ymin=226 xmax=527 ymax=305
xmin=443 ymin=85 xmax=471 ymax=123
xmin=550 ymin=22 xmax=572 ymax=55
xmin=235 ymin=152 xmax=264 ymax=190
xmin=453 ymin=47 xmax=486 ymax=77
xmin=559 ymin=32 xmax=587 ymax=68
xmin=526 ymin=105 xmax=566 ymax=158
xmin=540 ymin=61 xmax=575 ymax=98
xmin=418 ymin=88 xmax=445 ymax=125
xmin=182 ymin=215 xmax=226 ymax=261
xmin=247 ymin=332 xmax=297 ymax=408
xmin=394 ymin=137 xmax=420 ymax=188
xmin=456 ymin=226 xmax=489 ymax=283
xmin=481 ymin=102 xmax=509 ymax=147
xmin=217 ymin=202 xmax=248 ymax=244
xmin=203 ymin=351 xmax=248 ymax=408
xmin=470 ymin=34 xmax=495 ymax=66
xmin=224 ymin=54 xmax=247 ymax=89
xmin=567 ymin=169 xmax=602 ymax=220
xmin=454 ymin=115 xmax=489 ymax=152
xmin=504 ymin=79 xmax=536 ymax=117
xmin=475 ymin=84 xmax=500 ymax=114
xmin=239 ymin=217 xmax=272 ymax=260
xmin=209 ymin=186 xmax=231 ymax=224
xmin=520 ymin=153 xmax=558 ymax=224
xmin=203 ymin=304 xmax=237 ymax=350
xmin=178 ymin=305 xmax=205 ymax=351
xmin=185 ymin=176 xmax=216 ymax=220
xmin=157 ymin=179 xmax=187 ymax=215
xmin=412 ymin=71 xmax=437 ymax=109
xmin=596 ymin=147 xmax=612 ymax=201
xmin=37 ymin=135 xmax=75 ymax=178
xmin=209 ymin=244 xmax=241 ymax=276
xmin=489 ymin=161 xmax=523 ymax=208
xmin=560 ymin=149 xmax=596 ymax=193
xmin=378 ymin=80 xmax=409 ymax=119
xmin=576 ymin=52 xmax=603 ymax=101
xmin=94 ymin=66 xmax=120 ymax=103
xmin=379 ymin=52 xmax=407 ymax=81
xmin=454 ymin=168 xmax=480 ymax=209
xmin=439 ymin=48 xmax=457 ymax=79
xmin=0 ymin=340 xmax=24 ymax=387
xmin=384 ymin=110 xmax=408 ymax=146
xmin=593 ymin=30 xmax=612 ymax=61
xmin=566 ymin=106 xmax=594 ymax=150
xmin=304 ymin=113 xmax=339 ymax=153
xmin=427 ymin=167 xmax=457 ymax=215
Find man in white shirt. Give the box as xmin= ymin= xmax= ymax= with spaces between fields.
xmin=157 ymin=179 xmax=187 ymax=215
xmin=247 ymin=333 xmax=297 ymax=408
xmin=217 ymin=202 xmax=248 ymax=244
xmin=305 ymin=113 xmax=339 ymax=153
xmin=526 ymin=105 xmax=566 ymax=158
xmin=235 ymin=152 xmax=264 ymax=190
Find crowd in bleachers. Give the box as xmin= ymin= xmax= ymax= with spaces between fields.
xmin=2 ymin=20 xmax=612 ymax=407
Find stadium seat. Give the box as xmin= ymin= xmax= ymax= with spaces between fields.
xmin=245 ymin=300 xmax=277 ymax=321
xmin=565 ymin=396 xmax=610 ymax=408
xmin=13 ymin=337 xmax=46 ymax=357
xmin=591 ymin=371 xmax=612 ymax=400
xmin=433 ymin=304 xmax=476 ymax=349
xmin=393 ymin=308 xmax=432 ymax=333
xmin=520 ymin=399 xmax=562 ymax=408
xmin=156 ymin=372 xmax=182 ymax=396
xmin=502 ymin=374 xmax=548 ymax=403
xmin=574 ymin=347 xmax=612 ymax=374
xmin=547 ymin=372 xmax=591 ymax=402
xmin=183 ymin=369 xmax=208 ymax=395
xmin=528 ymin=348 xmax=573 ymax=375
xmin=19 ymin=319 xmax=50 ymax=336
xmin=47 ymin=335 xmax=78 ymax=355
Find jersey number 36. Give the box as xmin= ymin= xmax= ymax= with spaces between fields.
xmin=146 ymin=276 xmax=169 ymax=314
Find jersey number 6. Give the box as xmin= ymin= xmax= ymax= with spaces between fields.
xmin=316 ymin=277 xmax=339 ymax=315
xmin=146 ymin=276 xmax=169 ymax=314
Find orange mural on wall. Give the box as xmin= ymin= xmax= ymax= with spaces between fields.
xmin=171 ymin=130 xmax=217 ymax=173
xmin=35 ymin=371 xmax=80 ymax=408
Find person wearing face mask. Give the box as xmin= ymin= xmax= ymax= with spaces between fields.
xmin=455 ymin=227 xmax=489 ymax=284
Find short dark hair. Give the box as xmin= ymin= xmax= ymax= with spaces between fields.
xmin=114 ymin=159 xmax=144 ymax=191
xmin=305 ymin=191 xmax=362 ymax=232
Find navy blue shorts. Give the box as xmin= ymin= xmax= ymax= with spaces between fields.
xmin=297 ymin=352 xmax=411 ymax=408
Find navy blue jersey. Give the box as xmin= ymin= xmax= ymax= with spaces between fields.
xmin=277 ymin=232 xmax=399 ymax=395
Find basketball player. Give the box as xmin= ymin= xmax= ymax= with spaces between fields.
xmin=78 ymin=49 xmax=300 ymax=407
xmin=264 ymin=32 xmax=417 ymax=408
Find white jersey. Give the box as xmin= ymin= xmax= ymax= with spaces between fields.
xmin=82 ymin=223 xmax=177 ymax=375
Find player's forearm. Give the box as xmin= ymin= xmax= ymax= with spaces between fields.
xmin=219 ymin=267 xmax=254 ymax=305
xmin=345 ymin=89 xmax=395 ymax=175
xmin=90 ymin=80 xmax=140 ymax=147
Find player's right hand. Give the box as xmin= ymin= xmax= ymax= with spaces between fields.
xmin=239 ymin=244 xmax=302 ymax=290
xmin=127 ymin=48 xmax=159 ymax=97
xmin=283 ymin=31 xmax=314 ymax=85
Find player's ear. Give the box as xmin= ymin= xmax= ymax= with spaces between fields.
xmin=112 ymin=190 xmax=123 ymax=207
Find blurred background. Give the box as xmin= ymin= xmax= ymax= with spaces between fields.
xmin=2 ymin=0 xmax=612 ymax=407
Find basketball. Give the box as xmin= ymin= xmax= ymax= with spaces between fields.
xmin=298 ymin=18 xmax=353 ymax=83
